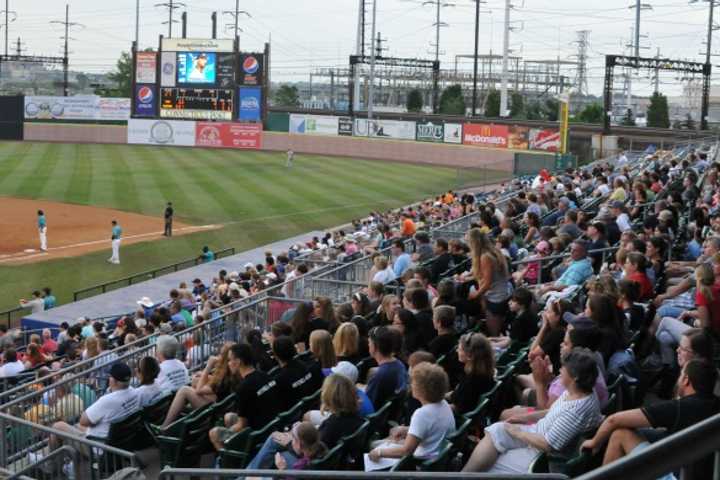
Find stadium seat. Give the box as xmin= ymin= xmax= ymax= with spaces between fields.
xmin=301 ymin=390 xmax=322 ymax=411
xmin=153 ymin=406 xmax=215 ymax=468
xmin=210 ymin=393 xmax=238 ymax=424
xmin=277 ymin=400 xmax=305 ymax=429
xmin=391 ymin=440 xmax=453 ymax=472
xmin=366 ymin=400 xmax=393 ymax=440
xmin=142 ymin=394 xmax=173 ymax=426
xmin=339 ymin=420 xmax=370 ymax=470
xmin=308 ymin=442 xmax=345 ymax=470
xmin=218 ymin=417 xmax=281 ymax=469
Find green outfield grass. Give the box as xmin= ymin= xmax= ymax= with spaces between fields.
xmin=0 ymin=141 xmax=509 ymax=312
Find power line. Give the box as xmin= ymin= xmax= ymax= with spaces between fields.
xmin=155 ymin=0 xmax=185 ymax=38
xmin=50 ymin=4 xmax=84 ymax=97
xmin=223 ymin=0 xmax=251 ymax=47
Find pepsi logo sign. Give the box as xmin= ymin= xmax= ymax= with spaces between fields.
xmin=241 ymin=96 xmax=259 ymax=109
xmin=243 ymin=56 xmax=259 ymax=74
xmin=137 ymin=86 xmax=154 ymax=104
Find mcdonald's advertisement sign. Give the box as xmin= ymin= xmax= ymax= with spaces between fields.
xmin=462 ymin=123 xmax=509 ymax=148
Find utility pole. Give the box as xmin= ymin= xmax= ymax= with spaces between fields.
xmin=472 ymin=0 xmax=481 ymax=116
xmin=135 ymin=0 xmax=140 ymax=47
xmin=14 ymin=36 xmax=23 ymax=56
xmin=374 ymin=31 xmax=387 ymax=57
xmin=50 ymin=4 xmax=84 ymax=97
xmin=1 ymin=0 xmax=17 ymax=57
xmin=223 ymin=1 xmax=250 ymax=47
xmin=654 ymin=47 xmax=660 ymax=93
xmin=423 ymin=0 xmax=453 ymax=63
xmin=354 ymin=0 xmax=365 ymax=112
xmin=368 ymin=0 xmax=377 ymax=121
xmin=500 ymin=0 xmax=511 ymax=117
xmin=155 ymin=0 xmax=185 ymax=38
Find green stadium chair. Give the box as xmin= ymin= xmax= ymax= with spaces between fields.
xmin=390 ymin=441 xmax=453 ymax=472
xmin=340 ymin=420 xmax=370 ymax=469
xmin=308 ymin=442 xmax=345 ymax=470
xmin=366 ymin=400 xmax=393 ymax=441
xmin=210 ymin=393 xmax=237 ymax=425
xmin=218 ymin=417 xmax=281 ymax=469
xmin=153 ymin=406 xmax=215 ymax=468
xmin=277 ymin=400 xmax=306 ymax=429
xmin=142 ymin=394 xmax=173 ymax=426
xmin=301 ymin=390 xmax=322 ymax=411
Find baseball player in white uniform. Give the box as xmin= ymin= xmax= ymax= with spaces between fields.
xmin=37 ymin=210 xmax=47 ymax=251
xmin=108 ymin=220 xmax=122 ymax=264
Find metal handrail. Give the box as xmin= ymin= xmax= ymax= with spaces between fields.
xmin=72 ymin=247 xmax=236 ymax=301
xmin=8 ymin=445 xmax=79 ymax=480
xmin=576 ymin=411 xmax=720 ymax=480
xmin=0 ymin=306 xmax=29 ymax=329
xmin=158 ymin=469 xmax=567 ymax=479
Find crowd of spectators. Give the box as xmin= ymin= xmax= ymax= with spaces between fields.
xmin=7 ymin=143 xmax=720 ymax=479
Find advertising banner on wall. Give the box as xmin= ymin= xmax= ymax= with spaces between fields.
xmin=462 ymin=123 xmax=509 ymax=148
xmin=338 ymin=117 xmax=353 ymax=136
xmin=238 ymin=87 xmax=262 ymax=121
xmin=508 ymin=125 xmax=529 ymax=150
xmin=289 ymin=114 xmax=339 ymax=136
xmin=353 ymin=118 xmax=416 ymax=140
xmin=443 ymin=123 xmax=462 ymax=144
xmin=134 ymin=85 xmax=158 ymax=117
xmin=97 ymin=98 xmax=132 ymax=121
xmin=529 ymin=128 xmax=560 ymax=152
xmin=415 ymin=121 xmax=444 ymax=143
xmin=217 ymin=53 xmax=235 ymax=88
xmin=160 ymin=51 xmax=176 ymax=87
xmin=24 ymin=96 xmax=130 ymax=121
xmin=196 ymin=122 xmax=262 ymax=149
xmin=135 ymin=52 xmax=157 ymax=84
xmin=238 ymin=53 xmax=264 ymax=86
xmin=161 ymin=38 xmax=234 ymax=52
xmin=128 ymin=119 xmax=197 ymax=146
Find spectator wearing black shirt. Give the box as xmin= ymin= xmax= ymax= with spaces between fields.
xmin=582 ymin=359 xmax=720 ymax=480
xmin=427 ymin=305 xmax=458 ymax=359
xmin=403 ymin=288 xmax=435 ymax=349
xmin=587 ymin=222 xmax=609 ymax=273
xmin=450 ymin=332 xmax=496 ymax=415
xmin=431 ymin=239 xmax=453 ymax=284
xmin=490 ymin=287 xmax=538 ymax=350
xmin=209 ymin=343 xmax=280 ymax=451
xmin=527 ymin=299 xmax=569 ymax=374
xmin=271 ymin=336 xmax=317 ymax=411
xmin=391 ymin=309 xmax=421 ymax=360
xmin=290 ymin=302 xmax=315 ymax=350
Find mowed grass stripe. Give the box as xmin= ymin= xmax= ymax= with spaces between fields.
xmin=39 ymin=143 xmax=84 ymax=201
xmin=0 ymin=142 xmax=36 ymax=192
xmin=189 ymin=149 xmax=309 ymax=232
xmin=64 ymin=144 xmax=94 ymax=205
xmin=106 ymin=144 xmax=143 ymax=214
xmin=0 ymin=143 xmax=50 ymax=197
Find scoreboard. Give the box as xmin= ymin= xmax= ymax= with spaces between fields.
xmin=132 ymin=38 xmax=265 ymax=122
xmin=160 ymin=88 xmax=233 ymax=120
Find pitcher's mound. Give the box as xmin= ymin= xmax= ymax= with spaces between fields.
xmin=0 ymin=197 xmax=219 ymax=264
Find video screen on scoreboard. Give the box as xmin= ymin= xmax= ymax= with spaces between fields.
xmin=176 ymin=52 xmax=217 ymax=85
xmin=160 ymin=88 xmax=233 ymax=120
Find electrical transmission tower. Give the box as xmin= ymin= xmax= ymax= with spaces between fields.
xmin=155 ymin=0 xmax=185 ymax=38
xmin=1 ymin=0 xmax=17 ymax=57
xmin=13 ymin=36 xmax=23 ymax=56
xmin=573 ymin=30 xmax=589 ymax=95
xmin=423 ymin=0 xmax=454 ymax=63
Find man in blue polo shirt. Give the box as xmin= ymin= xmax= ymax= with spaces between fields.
xmin=108 ymin=220 xmax=122 ymax=264
xmin=391 ymin=240 xmax=412 ymax=278
xmin=539 ymin=240 xmax=593 ymax=295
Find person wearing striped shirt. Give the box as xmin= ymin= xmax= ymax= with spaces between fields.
xmin=462 ymin=348 xmax=603 ymax=474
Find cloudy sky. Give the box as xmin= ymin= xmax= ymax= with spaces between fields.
xmin=6 ymin=0 xmax=715 ymax=96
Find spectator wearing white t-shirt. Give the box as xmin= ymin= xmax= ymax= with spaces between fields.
xmin=366 ymin=362 xmax=455 ymax=470
xmin=372 ymin=256 xmax=396 ymax=285
xmin=609 ymin=201 xmax=632 ymax=233
xmin=133 ymin=356 xmax=166 ymax=408
xmin=156 ymin=335 xmax=190 ymax=394
xmin=48 ymin=362 xmax=139 ymax=452
xmin=0 ymin=349 xmax=25 ymax=378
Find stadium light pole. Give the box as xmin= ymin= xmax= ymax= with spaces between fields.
xmin=368 ymin=0 xmax=377 ymax=121
xmin=471 ymin=0 xmax=487 ymax=117
xmin=2 ymin=0 xmax=18 ymax=57
xmin=135 ymin=0 xmax=140 ymax=47
xmin=499 ymin=0 xmax=510 ymax=117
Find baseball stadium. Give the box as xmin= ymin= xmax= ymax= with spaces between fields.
xmin=0 ymin=1 xmax=719 ymax=480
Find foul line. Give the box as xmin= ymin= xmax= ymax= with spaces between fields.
xmin=0 ymin=224 xmax=220 ymax=263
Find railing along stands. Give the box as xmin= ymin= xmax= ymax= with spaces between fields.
xmin=73 ymin=247 xmax=236 ymax=301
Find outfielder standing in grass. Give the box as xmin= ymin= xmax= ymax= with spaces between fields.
xmin=37 ymin=210 xmax=47 ymax=252
xmin=108 ymin=220 xmax=122 ymax=264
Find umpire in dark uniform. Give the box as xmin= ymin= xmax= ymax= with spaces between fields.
xmin=164 ymin=202 xmax=174 ymax=237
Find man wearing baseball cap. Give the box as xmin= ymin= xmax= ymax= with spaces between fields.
xmin=49 ymin=362 xmax=138 ymax=450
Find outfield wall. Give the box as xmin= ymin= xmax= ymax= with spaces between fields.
xmin=24 ymin=122 xmax=520 ymax=172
